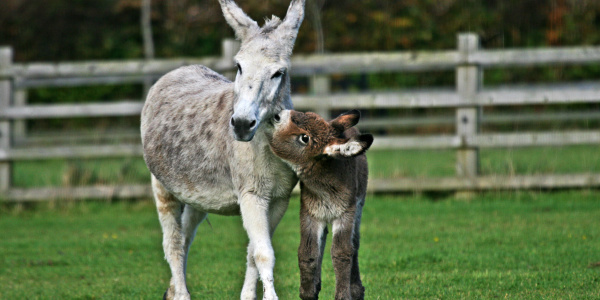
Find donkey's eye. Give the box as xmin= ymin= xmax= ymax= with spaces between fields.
xmin=271 ymin=69 xmax=284 ymax=79
xmin=273 ymin=113 xmax=281 ymax=123
xmin=298 ymin=134 xmax=310 ymax=145
xmin=236 ymin=63 xmax=242 ymax=74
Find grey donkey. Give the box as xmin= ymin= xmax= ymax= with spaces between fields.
xmin=140 ymin=0 xmax=305 ymax=299
xmin=267 ymin=110 xmax=373 ymax=300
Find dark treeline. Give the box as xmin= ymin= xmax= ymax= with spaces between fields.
xmin=1 ymin=0 xmax=600 ymax=62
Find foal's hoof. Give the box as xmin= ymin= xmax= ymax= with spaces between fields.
xmin=350 ymin=284 xmax=365 ymax=300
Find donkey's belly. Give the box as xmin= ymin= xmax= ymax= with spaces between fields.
xmin=177 ymin=183 xmax=240 ymax=215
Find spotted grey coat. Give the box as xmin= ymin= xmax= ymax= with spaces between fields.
xmin=140 ymin=1 xmax=305 ymax=299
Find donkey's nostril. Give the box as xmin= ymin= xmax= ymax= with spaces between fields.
xmin=249 ymin=120 xmax=256 ymax=128
xmin=230 ymin=117 xmax=235 ymax=126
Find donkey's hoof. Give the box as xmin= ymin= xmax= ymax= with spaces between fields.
xmin=163 ymin=287 xmax=188 ymax=300
xmin=163 ymin=289 xmax=191 ymax=300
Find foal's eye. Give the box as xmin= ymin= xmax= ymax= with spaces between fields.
xmin=236 ymin=63 xmax=242 ymax=74
xmin=271 ymin=69 xmax=284 ymax=79
xmin=273 ymin=113 xmax=281 ymax=123
xmin=297 ymin=134 xmax=310 ymax=145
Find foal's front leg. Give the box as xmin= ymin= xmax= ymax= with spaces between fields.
xmin=315 ymin=225 xmax=328 ymax=296
xmin=239 ymin=193 xmax=278 ymax=300
xmin=298 ymin=211 xmax=327 ymax=300
xmin=331 ymin=216 xmax=355 ymax=300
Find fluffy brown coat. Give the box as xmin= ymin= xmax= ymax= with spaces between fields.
xmin=268 ymin=110 xmax=373 ymax=300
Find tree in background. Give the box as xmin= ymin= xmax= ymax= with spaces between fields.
xmin=2 ymin=0 xmax=600 ymax=62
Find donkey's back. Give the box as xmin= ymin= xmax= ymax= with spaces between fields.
xmin=141 ymin=65 xmax=240 ymax=214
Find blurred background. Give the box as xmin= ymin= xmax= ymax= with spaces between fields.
xmin=1 ymin=1 xmax=600 ymax=299
xmin=1 ymin=0 xmax=600 ymax=197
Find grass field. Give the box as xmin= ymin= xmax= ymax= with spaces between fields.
xmin=3 ymin=146 xmax=600 ymax=298
xmin=1 ymin=191 xmax=600 ymax=299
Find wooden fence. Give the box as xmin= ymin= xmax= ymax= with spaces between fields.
xmin=1 ymin=33 xmax=600 ymax=201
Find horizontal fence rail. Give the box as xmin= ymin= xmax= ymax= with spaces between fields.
xmin=2 ymin=130 xmax=599 ymax=162
xmin=2 ymin=82 xmax=600 ymax=120
xmin=1 ymin=34 xmax=600 ymax=201
xmin=4 ymin=46 xmax=600 ymax=81
xmin=7 ymin=172 xmax=600 ymax=202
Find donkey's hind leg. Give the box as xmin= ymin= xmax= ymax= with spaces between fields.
xmin=152 ymin=176 xmax=189 ymax=300
xmin=181 ymin=204 xmax=208 ymax=276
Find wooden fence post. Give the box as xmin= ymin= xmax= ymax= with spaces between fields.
xmin=0 ymin=47 xmax=13 ymax=191
xmin=13 ymin=87 xmax=27 ymax=144
xmin=222 ymin=39 xmax=241 ymax=81
xmin=141 ymin=0 xmax=155 ymax=99
xmin=309 ymin=75 xmax=330 ymax=118
xmin=456 ymin=33 xmax=482 ymax=179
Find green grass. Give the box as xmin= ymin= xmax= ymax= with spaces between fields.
xmin=367 ymin=144 xmax=600 ymax=179
xmin=12 ymin=145 xmax=600 ymax=188
xmin=1 ymin=192 xmax=600 ymax=299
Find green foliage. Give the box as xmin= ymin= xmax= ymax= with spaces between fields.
xmin=3 ymin=0 xmax=600 ymax=131
xmin=3 ymin=0 xmax=600 ymax=62
xmin=1 ymin=192 xmax=599 ymax=298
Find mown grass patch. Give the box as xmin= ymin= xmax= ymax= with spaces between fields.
xmin=12 ymin=145 xmax=600 ymax=189
xmin=368 ymin=145 xmax=600 ymax=179
xmin=1 ymin=191 xmax=599 ymax=299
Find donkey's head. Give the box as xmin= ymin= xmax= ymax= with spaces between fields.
xmin=268 ymin=110 xmax=374 ymax=172
xmin=219 ymin=0 xmax=306 ymax=141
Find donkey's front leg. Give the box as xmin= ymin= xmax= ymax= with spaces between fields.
xmin=240 ymin=193 xmax=278 ymax=300
xmin=152 ymin=177 xmax=189 ymax=300
xmin=241 ymin=242 xmax=259 ymax=300
xmin=241 ymin=198 xmax=289 ymax=300
xmin=298 ymin=212 xmax=326 ymax=300
xmin=331 ymin=217 xmax=355 ymax=300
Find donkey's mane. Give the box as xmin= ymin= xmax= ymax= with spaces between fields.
xmin=260 ymin=15 xmax=282 ymax=34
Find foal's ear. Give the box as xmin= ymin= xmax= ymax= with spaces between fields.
xmin=324 ymin=134 xmax=374 ymax=159
xmin=218 ymin=0 xmax=259 ymax=40
xmin=330 ymin=110 xmax=361 ymax=133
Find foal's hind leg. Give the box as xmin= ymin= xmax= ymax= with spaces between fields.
xmin=350 ymin=198 xmax=365 ymax=300
xmin=152 ymin=176 xmax=189 ymax=300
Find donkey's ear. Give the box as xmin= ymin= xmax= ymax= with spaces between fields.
xmin=324 ymin=134 xmax=374 ymax=159
xmin=218 ymin=0 xmax=259 ymax=40
xmin=278 ymin=0 xmax=306 ymax=40
xmin=330 ymin=110 xmax=361 ymax=133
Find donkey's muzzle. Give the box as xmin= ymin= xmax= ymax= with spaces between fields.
xmin=231 ymin=116 xmax=258 ymax=141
